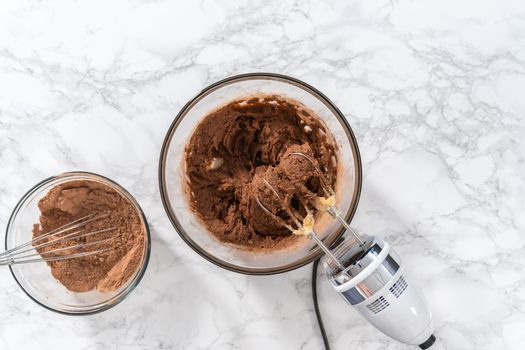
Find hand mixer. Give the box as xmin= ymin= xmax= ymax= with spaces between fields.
xmin=0 ymin=214 xmax=117 ymax=266
xmin=256 ymin=152 xmax=438 ymax=349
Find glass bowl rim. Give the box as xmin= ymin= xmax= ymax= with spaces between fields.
xmin=5 ymin=171 xmax=152 ymax=316
xmin=158 ymin=72 xmax=362 ymax=275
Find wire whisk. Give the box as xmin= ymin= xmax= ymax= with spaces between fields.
xmin=0 ymin=214 xmax=117 ymax=266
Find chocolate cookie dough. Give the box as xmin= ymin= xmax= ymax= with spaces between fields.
xmin=185 ymin=94 xmax=338 ymax=250
xmin=32 ymin=180 xmax=146 ymax=292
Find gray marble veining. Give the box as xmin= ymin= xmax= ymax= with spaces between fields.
xmin=0 ymin=0 xmax=524 ymax=349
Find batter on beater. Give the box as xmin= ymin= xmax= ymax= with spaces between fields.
xmin=184 ymin=94 xmax=338 ymax=250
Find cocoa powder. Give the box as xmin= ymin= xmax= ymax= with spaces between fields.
xmin=32 ymin=180 xmax=146 ymax=293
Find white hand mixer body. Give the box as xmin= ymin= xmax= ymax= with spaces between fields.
xmin=323 ymin=233 xmax=435 ymax=348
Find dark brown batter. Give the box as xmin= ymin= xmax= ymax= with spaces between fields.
xmin=32 ymin=180 xmax=146 ymax=292
xmin=185 ymin=94 xmax=338 ymax=250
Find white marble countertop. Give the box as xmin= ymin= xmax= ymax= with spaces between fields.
xmin=1 ymin=0 xmax=524 ymax=349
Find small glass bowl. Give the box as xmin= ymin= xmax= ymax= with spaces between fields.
xmin=159 ymin=73 xmax=362 ymax=275
xmin=4 ymin=172 xmax=151 ymax=315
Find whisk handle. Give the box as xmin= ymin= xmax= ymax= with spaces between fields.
xmin=0 ymin=258 xmax=13 ymax=266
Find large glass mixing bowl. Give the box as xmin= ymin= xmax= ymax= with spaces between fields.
xmin=159 ymin=73 xmax=362 ymax=274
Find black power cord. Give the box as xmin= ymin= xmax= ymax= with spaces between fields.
xmin=312 ymin=257 xmax=331 ymax=350
xmin=312 ymin=236 xmax=345 ymax=350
